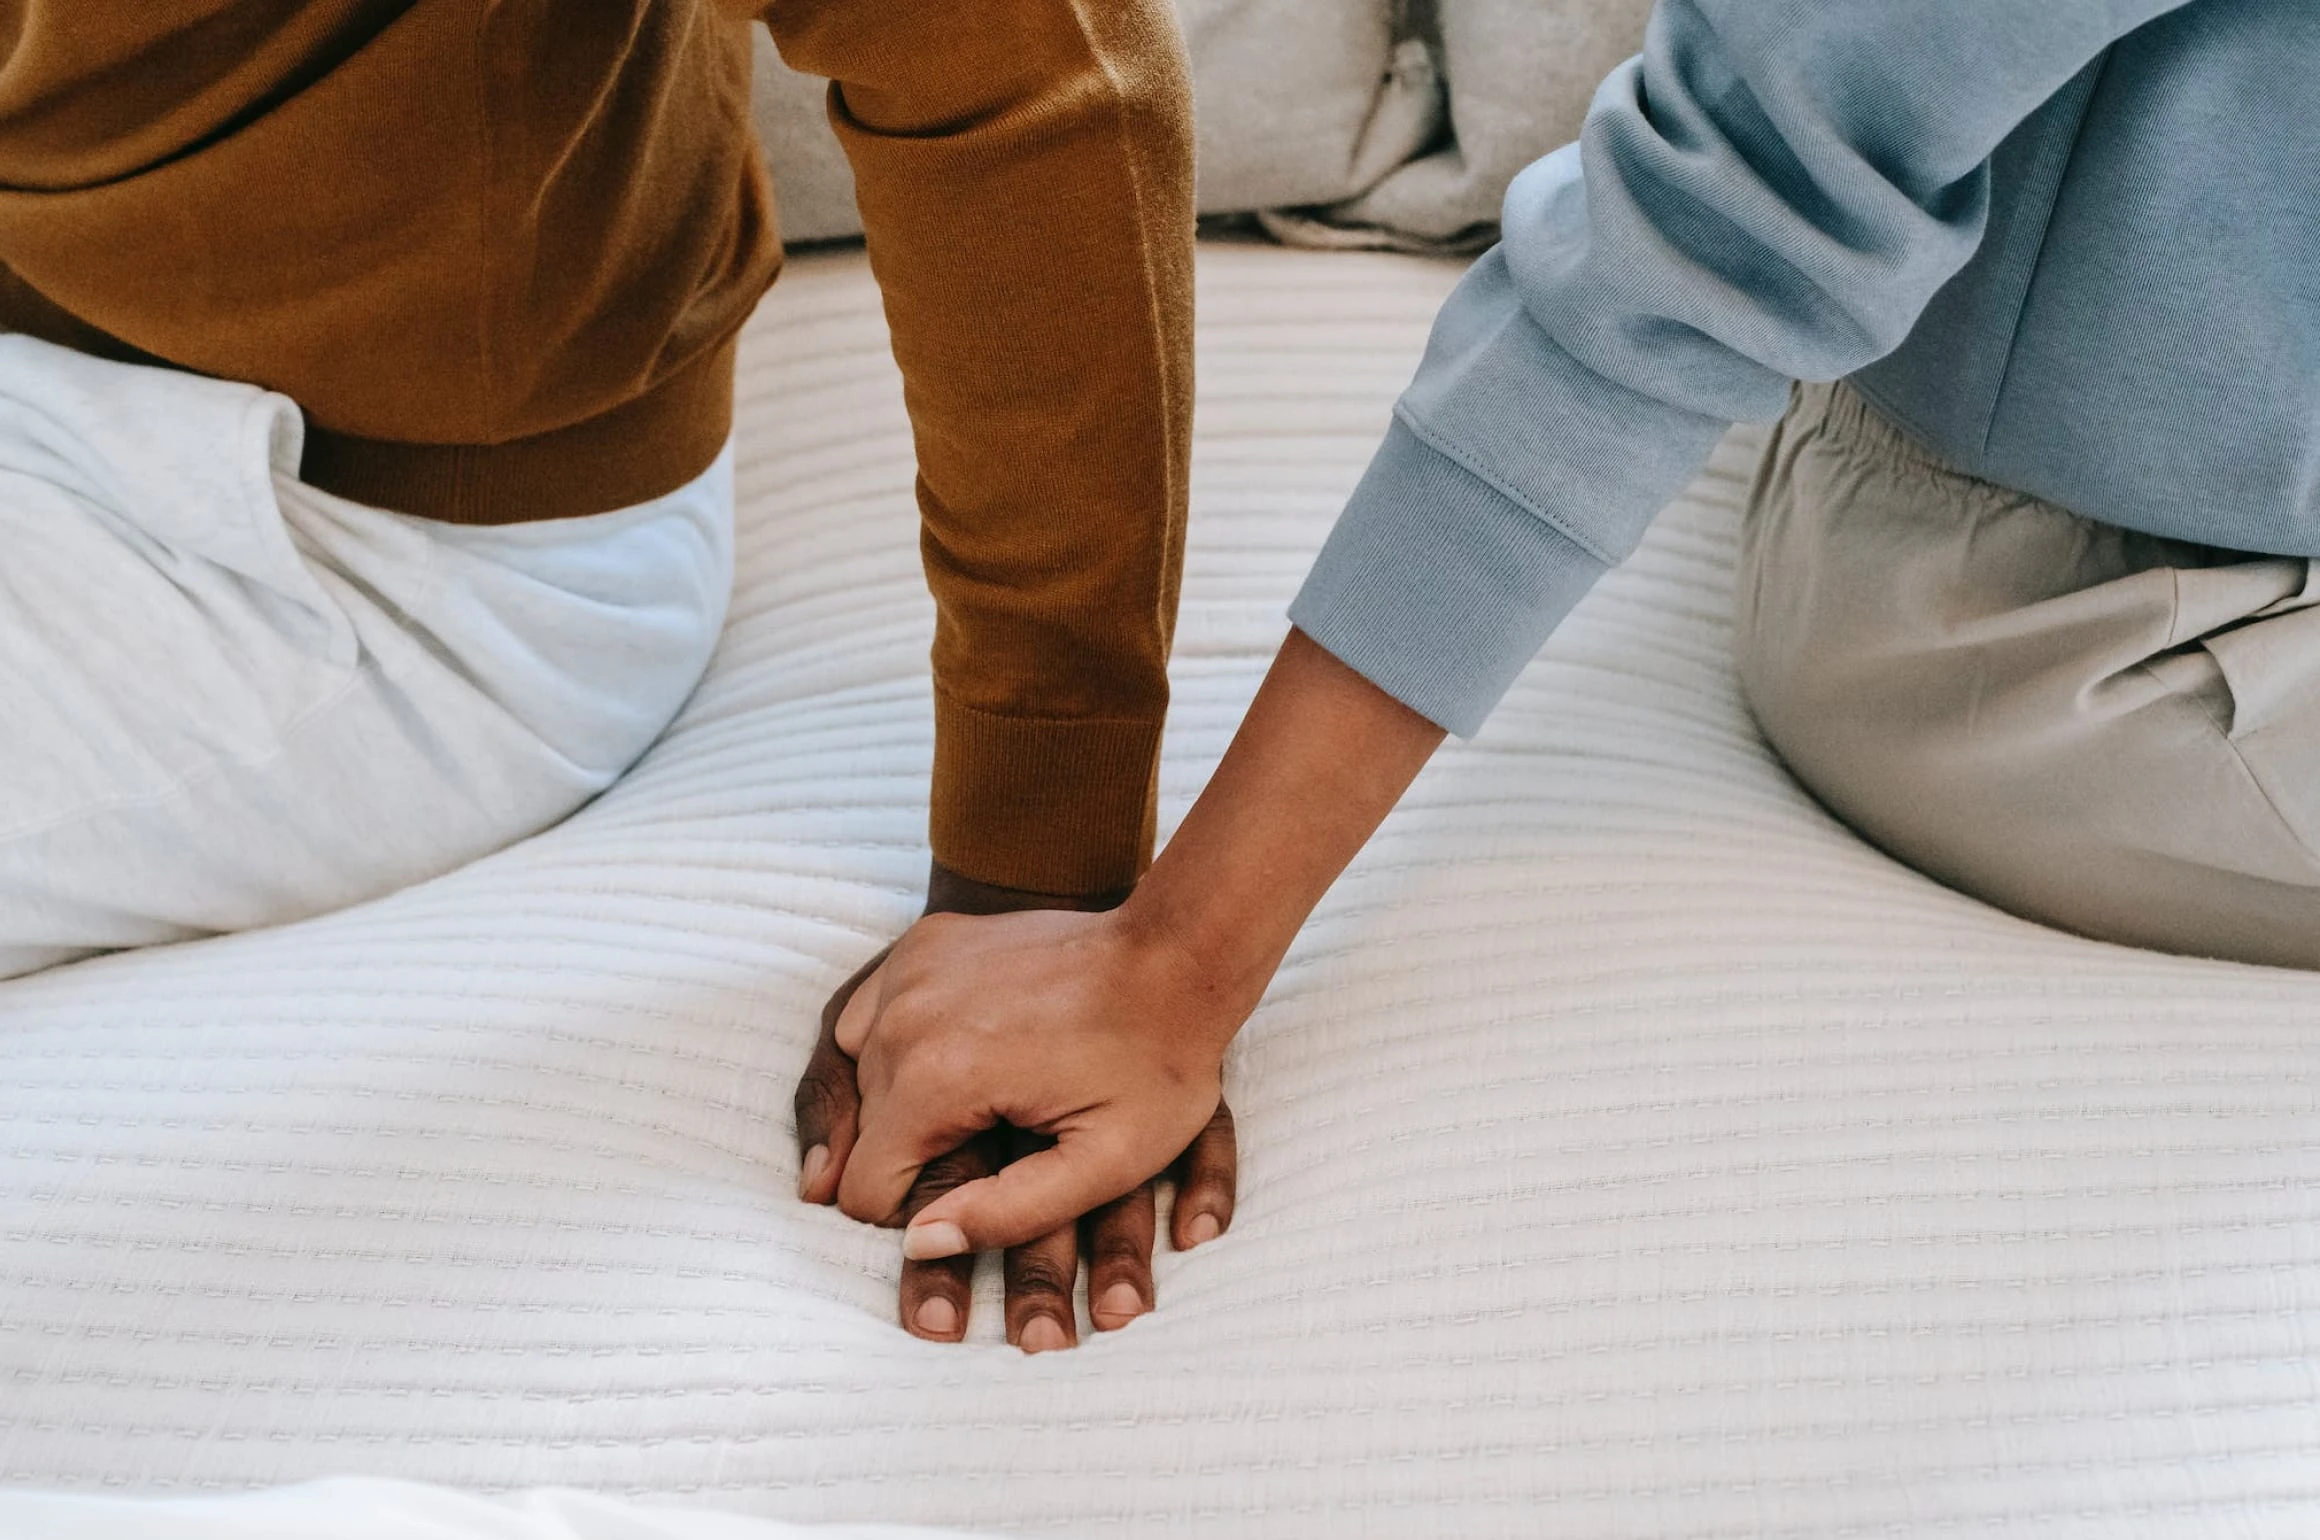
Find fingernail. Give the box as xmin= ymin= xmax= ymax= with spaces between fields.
xmin=1185 ymin=1211 xmax=1222 ymax=1246
xmin=1019 ymin=1315 xmax=1069 ymax=1354
xmin=797 ymin=1145 xmax=829 ymax=1199
xmin=902 ymin=1220 xmax=968 ymax=1261
xmin=1095 ymin=1281 xmax=1145 ymax=1325
xmin=913 ymin=1297 xmax=960 ymax=1337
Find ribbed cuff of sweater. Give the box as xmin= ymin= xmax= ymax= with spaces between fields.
xmin=1288 ymin=415 xmax=1611 ymax=737
xmin=929 ymin=691 xmax=1163 ymax=897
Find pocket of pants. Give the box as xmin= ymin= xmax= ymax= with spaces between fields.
xmin=2196 ymin=566 xmax=2320 ymax=857
xmin=0 ymin=358 xmax=359 ymax=837
xmin=2195 ymin=561 xmax=2320 ymax=737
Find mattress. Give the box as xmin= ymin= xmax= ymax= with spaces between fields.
xmin=4 ymin=245 xmax=2319 ymax=1538
xmin=0 ymin=1478 xmax=968 ymax=1539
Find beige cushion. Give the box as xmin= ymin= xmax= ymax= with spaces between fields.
xmin=749 ymin=0 xmax=1651 ymax=247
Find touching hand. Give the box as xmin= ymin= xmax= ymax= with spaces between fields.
xmin=807 ymin=626 xmax=1438 ymax=1289
xmin=793 ymin=864 xmax=1238 ymax=1349
xmin=828 ymin=901 xmax=1253 ymax=1261
xmin=797 ymin=628 xmax=1448 ymax=1339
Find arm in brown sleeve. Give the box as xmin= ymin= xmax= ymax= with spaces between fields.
xmin=759 ymin=0 xmax=1195 ymax=898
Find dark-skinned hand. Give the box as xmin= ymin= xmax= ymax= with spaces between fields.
xmin=794 ymin=859 xmax=1237 ymax=1351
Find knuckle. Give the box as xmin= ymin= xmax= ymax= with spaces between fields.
xmin=820 ymin=961 xmax=881 ymax=1032
xmin=836 ymin=1171 xmax=898 ymax=1225
xmin=910 ymin=1149 xmax=991 ymax=1204
xmin=903 ymin=1258 xmax=974 ymax=1292
xmin=1185 ymin=1168 xmax=1235 ymax=1198
xmin=1089 ymin=1230 xmax=1150 ymax=1269
xmin=1085 ymin=1194 xmax=1154 ymax=1261
xmin=915 ymin=1031 xmax=983 ymax=1087
xmin=791 ymin=1067 xmax=854 ymax=1130
xmin=1005 ymin=1255 xmax=1075 ymax=1298
xmin=819 ymin=979 xmax=855 ymax=1029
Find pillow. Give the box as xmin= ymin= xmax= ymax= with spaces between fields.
xmin=1331 ymin=0 xmax=1652 ymax=242
xmin=747 ymin=0 xmax=1651 ymax=248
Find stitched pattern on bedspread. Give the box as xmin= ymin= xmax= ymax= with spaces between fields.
xmin=2 ymin=248 xmax=2318 ymax=1540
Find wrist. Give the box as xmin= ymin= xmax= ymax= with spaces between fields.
xmin=1114 ymin=858 xmax=1288 ymax=1050
xmin=923 ymin=858 xmax=1134 ymax=918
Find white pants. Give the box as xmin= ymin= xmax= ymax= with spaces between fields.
xmin=0 ymin=336 xmax=734 ymax=979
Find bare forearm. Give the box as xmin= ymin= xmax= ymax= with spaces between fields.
xmin=1126 ymin=629 xmax=1445 ymax=1032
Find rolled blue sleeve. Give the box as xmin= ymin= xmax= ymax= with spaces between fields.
xmin=1291 ymin=0 xmax=2199 ymax=735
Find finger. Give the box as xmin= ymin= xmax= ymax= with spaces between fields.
xmin=830 ymin=946 xmax=887 ymax=1059
xmin=1002 ymin=1220 xmax=1081 ymax=1354
xmin=1170 ymin=1100 xmax=1239 ymax=1251
xmin=896 ymin=1133 xmax=1001 ymax=1343
xmin=794 ymin=946 xmax=889 ymax=1204
xmin=1084 ymin=1181 xmax=1158 ymax=1332
xmin=902 ymin=1136 xmax=1151 ymax=1259
xmin=837 ymin=1078 xmax=998 ymax=1227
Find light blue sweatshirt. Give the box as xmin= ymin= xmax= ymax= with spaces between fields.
xmin=1289 ymin=0 xmax=2320 ymax=736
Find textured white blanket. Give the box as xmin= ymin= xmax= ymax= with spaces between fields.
xmin=0 ymin=1480 xmax=970 ymax=1539
xmin=3 ymin=247 xmax=2318 ymax=1538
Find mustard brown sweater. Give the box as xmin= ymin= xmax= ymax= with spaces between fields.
xmin=0 ymin=0 xmax=1194 ymax=897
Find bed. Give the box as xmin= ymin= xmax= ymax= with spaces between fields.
xmin=3 ymin=245 xmax=2317 ymax=1538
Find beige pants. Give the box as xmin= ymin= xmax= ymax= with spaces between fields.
xmin=1737 ymin=381 xmax=2320 ymax=971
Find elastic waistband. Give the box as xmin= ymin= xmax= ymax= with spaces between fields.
xmin=299 ymin=334 xmax=740 ymax=525
xmin=3 ymin=257 xmax=745 ymax=526
xmin=1799 ymin=378 xmax=1967 ymax=478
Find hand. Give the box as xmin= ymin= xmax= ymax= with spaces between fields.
xmin=829 ymin=901 xmax=1252 ymax=1259
xmin=811 ymin=630 xmax=1446 ymax=1271
xmin=879 ymin=1110 xmax=1237 ymax=1350
xmin=794 ymin=863 xmax=1238 ymax=1349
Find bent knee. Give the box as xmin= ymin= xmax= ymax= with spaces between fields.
xmin=1742 ymin=638 xmax=2320 ymax=967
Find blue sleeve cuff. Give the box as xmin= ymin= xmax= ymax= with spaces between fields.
xmin=1288 ymin=415 xmax=1611 ymax=737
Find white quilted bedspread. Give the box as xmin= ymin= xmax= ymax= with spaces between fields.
xmin=5 ymin=247 xmax=2320 ymax=1539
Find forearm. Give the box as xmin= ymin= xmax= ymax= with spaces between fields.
xmin=764 ymin=0 xmax=1195 ymax=898
xmin=1126 ymin=628 xmax=1445 ymax=1035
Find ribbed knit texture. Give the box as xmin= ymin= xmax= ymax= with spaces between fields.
xmin=929 ymin=695 xmax=1162 ymax=897
xmin=0 ymin=0 xmax=776 ymax=524
xmin=0 ymin=0 xmax=1195 ymax=896
xmin=1290 ymin=415 xmax=1608 ymax=735
xmin=777 ymin=0 xmax=1196 ymax=891
xmin=299 ymin=339 xmax=742 ymax=528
